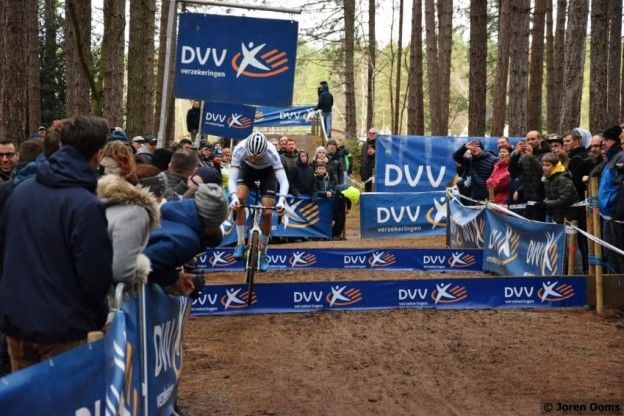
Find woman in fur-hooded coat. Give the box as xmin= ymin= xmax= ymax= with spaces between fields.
xmin=98 ymin=174 xmax=160 ymax=284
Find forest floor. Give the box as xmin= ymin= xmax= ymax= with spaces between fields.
xmin=177 ymin=200 xmax=624 ymax=416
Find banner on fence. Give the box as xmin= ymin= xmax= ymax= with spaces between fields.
xmin=196 ymin=248 xmax=483 ymax=271
xmin=375 ymin=136 xmax=514 ymax=193
xmin=482 ymin=209 xmax=566 ymax=276
xmin=0 ymin=285 xmax=189 ymax=416
xmin=175 ymin=13 xmax=298 ymax=106
xmin=201 ymin=101 xmax=255 ymax=139
xmin=191 ymin=276 xmax=586 ymax=316
xmin=220 ymin=195 xmax=333 ymax=246
xmin=359 ymin=191 xmax=446 ymax=238
xmin=254 ymin=105 xmax=316 ymax=127
xmin=447 ymin=198 xmax=486 ymax=248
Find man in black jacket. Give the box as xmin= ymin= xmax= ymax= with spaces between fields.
xmin=186 ymin=100 xmax=201 ymax=141
xmin=316 ymin=81 xmax=334 ymax=138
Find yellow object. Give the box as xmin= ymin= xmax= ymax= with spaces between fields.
xmin=342 ymin=186 xmax=361 ymax=204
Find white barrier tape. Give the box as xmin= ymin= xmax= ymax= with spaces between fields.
xmin=566 ymin=221 xmax=624 ymax=257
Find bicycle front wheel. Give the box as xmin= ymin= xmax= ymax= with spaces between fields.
xmin=245 ymin=230 xmax=260 ymax=306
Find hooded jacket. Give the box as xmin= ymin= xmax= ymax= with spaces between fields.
xmin=97 ymin=174 xmax=160 ymax=284
xmin=543 ymin=163 xmax=580 ymax=223
xmin=291 ymin=158 xmax=315 ymax=195
xmin=315 ymin=84 xmax=333 ymax=113
xmin=486 ymin=159 xmax=511 ymax=204
xmin=0 ymin=146 xmax=113 ymax=343
xmin=598 ymin=146 xmax=624 ymax=217
xmin=143 ymin=199 xmax=205 ymax=287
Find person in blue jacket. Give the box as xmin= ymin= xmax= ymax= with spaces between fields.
xmin=0 ymin=115 xmax=113 ymax=372
xmin=144 ymin=183 xmax=227 ymax=294
xmin=598 ymin=124 xmax=624 ymax=273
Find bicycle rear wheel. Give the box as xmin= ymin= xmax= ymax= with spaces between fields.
xmin=245 ymin=230 xmax=260 ymax=306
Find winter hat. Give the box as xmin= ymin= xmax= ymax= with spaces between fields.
xmin=326 ymin=139 xmax=338 ymax=147
xmin=193 ymin=166 xmax=221 ymax=186
xmin=602 ymin=125 xmax=622 ymax=141
xmin=151 ymin=148 xmax=173 ymax=171
xmin=315 ymin=146 xmax=327 ymax=154
xmin=194 ymin=183 xmax=228 ymax=228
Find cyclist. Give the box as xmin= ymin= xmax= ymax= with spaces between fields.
xmin=228 ymin=131 xmax=289 ymax=272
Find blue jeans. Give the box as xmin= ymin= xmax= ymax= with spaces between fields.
xmin=322 ymin=112 xmax=332 ymax=138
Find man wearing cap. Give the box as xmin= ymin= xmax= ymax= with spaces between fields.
xmin=131 ymin=136 xmax=145 ymax=153
xmin=144 ymin=183 xmax=226 ymax=293
xmin=198 ymin=143 xmax=213 ymax=168
xmin=136 ymin=136 xmax=157 ymax=164
xmin=598 ymin=125 xmax=624 ymax=273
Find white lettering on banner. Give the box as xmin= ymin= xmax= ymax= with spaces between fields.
xmin=153 ymin=305 xmax=184 ymax=377
xmin=293 ymin=291 xmax=323 ymax=303
xmin=377 ymin=206 xmax=421 ymax=223
xmin=156 ymin=384 xmax=175 ymax=408
xmin=423 ymin=255 xmax=445 ymax=265
xmin=384 ymin=164 xmax=447 ymax=188
xmin=199 ymin=254 xmax=207 ymax=263
xmin=504 ymin=286 xmax=534 ymax=298
xmin=205 ymin=113 xmax=227 ymax=123
xmin=280 ymin=111 xmax=304 ymax=120
xmin=180 ymin=46 xmax=228 ymax=66
xmin=268 ymin=255 xmax=287 ymax=264
xmin=194 ymin=294 xmax=218 ymax=306
xmin=344 ymin=255 xmax=367 ymax=264
xmin=75 ymin=401 xmax=101 ymax=416
xmin=398 ymin=288 xmax=428 ymax=300
xmin=526 ymin=241 xmax=548 ymax=269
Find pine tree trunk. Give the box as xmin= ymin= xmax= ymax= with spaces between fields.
xmin=41 ymin=0 xmax=66 ymax=125
xmin=527 ymin=0 xmax=547 ymax=131
xmin=507 ymin=0 xmax=530 ymax=136
xmin=436 ymin=0 xmax=453 ymax=136
xmin=468 ymin=0 xmax=487 ymax=136
xmin=559 ymin=0 xmax=588 ymax=132
xmin=126 ymin=0 xmax=156 ymax=137
xmin=407 ymin=0 xmax=424 ymax=135
xmin=65 ymin=0 xmax=91 ymax=116
xmin=366 ymin=0 xmax=376 ymax=131
xmin=154 ymin=0 xmax=170 ymax=135
xmin=424 ymin=0 xmax=439 ymax=134
xmin=545 ymin=2 xmax=554 ymax=132
xmin=0 ymin=3 xmax=28 ymax=142
xmin=393 ymin=0 xmax=404 ymax=135
xmin=607 ymin=0 xmax=622 ymax=125
xmin=343 ymin=0 xmax=357 ymax=138
xmin=491 ymin=0 xmax=511 ymax=137
xmin=102 ymin=0 xmax=125 ymax=129
xmin=548 ymin=0 xmax=567 ymax=132
xmin=589 ymin=0 xmax=608 ymax=133
xmin=26 ymin=0 xmax=41 ymax=134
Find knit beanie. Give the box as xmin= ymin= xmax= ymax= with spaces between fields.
xmin=194 ymin=183 xmax=227 ymax=228
xmin=316 ymin=146 xmax=327 ymax=155
xmin=602 ymin=125 xmax=622 ymax=141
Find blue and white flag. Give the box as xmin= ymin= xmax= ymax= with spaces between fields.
xmin=483 ymin=209 xmax=566 ymax=276
xmin=176 ymin=13 xmax=298 ymax=106
xmin=202 ymin=101 xmax=255 ymax=139
xmin=447 ymin=197 xmax=486 ymax=248
xmin=360 ymin=192 xmax=447 ymax=238
xmin=254 ymin=105 xmax=316 ymax=127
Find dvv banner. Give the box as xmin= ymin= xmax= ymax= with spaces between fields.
xmin=360 ymin=191 xmax=447 ymax=238
xmin=482 ymin=209 xmax=566 ymax=276
xmin=255 ymin=105 xmax=316 ymax=127
xmin=220 ymin=195 xmax=334 ymax=246
xmin=447 ymin=197 xmax=486 ymax=249
xmin=191 ymin=276 xmax=586 ymax=316
xmin=176 ymin=13 xmax=298 ymax=107
xmin=375 ymin=136 xmax=506 ymax=193
xmin=201 ymin=101 xmax=255 ymax=139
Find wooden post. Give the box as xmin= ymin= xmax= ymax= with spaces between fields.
xmin=487 ymin=187 xmax=495 ymax=202
xmin=590 ymin=177 xmax=603 ymax=315
xmin=567 ymin=219 xmax=578 ymax=275
xmin=586 ymin=192 xmax=596 ymax=278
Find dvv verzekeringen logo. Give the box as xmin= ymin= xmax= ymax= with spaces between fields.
xmin=231 ymin=42 xmax=290 ymax=78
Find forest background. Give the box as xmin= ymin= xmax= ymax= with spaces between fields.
xmin=0 ymin=0 xmax=621 ymax=146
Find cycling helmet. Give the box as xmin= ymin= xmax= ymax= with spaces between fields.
xmin=245 ymin=131 xmax=268 ymax=157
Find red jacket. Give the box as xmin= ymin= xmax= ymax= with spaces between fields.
xmin=486 ymin=160 xmax=510 ymax=204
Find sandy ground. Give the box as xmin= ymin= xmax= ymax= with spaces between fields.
xmin=176 ymin=208 xmax=624 ymax=416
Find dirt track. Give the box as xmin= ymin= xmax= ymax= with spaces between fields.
xmin=177 ymin=211 xmax=624 ymax=415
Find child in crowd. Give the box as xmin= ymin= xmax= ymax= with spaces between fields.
xmin=541 ymin=152 xmax=579 ymax=224
xmin=312 ymin=162 xmax=335 ymax=201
